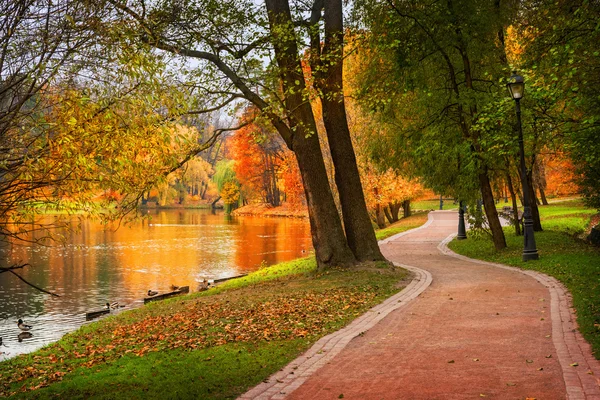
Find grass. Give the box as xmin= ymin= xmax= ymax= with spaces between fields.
xmin=449 ymin=199 xmax=600 ymax=358
xmin=0 ymin=255 xmax=413 ymax=398
xmin=375 ymin=212 xmax=429 ymax=241
xmin=412 ymin=198 xmax=458 ymax=211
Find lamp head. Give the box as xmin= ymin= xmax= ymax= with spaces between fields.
xmin=507 ymin=71 xmax=525 ymax=100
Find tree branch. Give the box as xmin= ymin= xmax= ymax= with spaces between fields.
xmin=0 ymin=264 xmax=60 ymax=297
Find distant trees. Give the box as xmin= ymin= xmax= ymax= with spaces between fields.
xmin=229 ymin=107 xmax=285 ymax=207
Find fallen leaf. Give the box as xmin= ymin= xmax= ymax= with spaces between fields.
xmin=571 ymin=362 xmax=579 ymax=367
xmin=537 ymin=368 xmax=544 ymax=371
xmin=448 ymin=360 xmax=455 ymax=364
xmin=506 ymin=382 xmax=516 ymax=387
xmin=473 ymin=358 xmax=480 ymax=362
xmin=545 ymin=354 xmax=553 ymax=358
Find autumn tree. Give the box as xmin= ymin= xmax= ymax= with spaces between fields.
xmin=518 ymin=0 xmax=600 ymax=211
xmin=105 ymin=0 xmax=385 ymax=268
xmin=229 ymin=107 xmax=287 ymax=207
xmin=351 ymin=0 xmax=545 ymax=249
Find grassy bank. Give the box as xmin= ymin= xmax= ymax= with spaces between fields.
xmin=0 ymin=231 xmax=421 ymax=398
xmin=449 ymin=199 xmax=600 ymax=358
xmin=376 ymin=212 xmax=429 ymax=241
xmin=412 ymin=198 xmax=458 ymax=211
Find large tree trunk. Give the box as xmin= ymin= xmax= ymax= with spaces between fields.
xmin=265 ymin=0 xmax=356 ymax=269
xmin=479 ymin=168 xmax=507 ymax=250
xmin=316 ymin=0 xmax=385 ymax=262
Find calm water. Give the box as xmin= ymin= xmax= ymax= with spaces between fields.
xmin=0 ymin=209 xmax=311 ymax=359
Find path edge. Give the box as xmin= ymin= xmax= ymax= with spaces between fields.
xmin=238 ymin=216 xmax=436 ymax=400
xmin=438 ymin=233 xmax=600 ymax=399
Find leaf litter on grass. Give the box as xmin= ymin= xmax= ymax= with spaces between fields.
xmin=0 ymin=274 xmax=392 ymax=396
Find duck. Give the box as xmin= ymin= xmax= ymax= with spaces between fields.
xmin=17 ymin=319 xmax=32 ymax=331
xmin=104 ymin=302 xmax=119 ymax=310
xmin=169 ymin=284 xmax=180 ymax=291
xmin=147 ymin=290 xmax=158 ymax=297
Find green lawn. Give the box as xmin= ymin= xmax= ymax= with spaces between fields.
xmin=412 ymin=198 xmax=458 ymax=211
xmin=449 ymin=199 xmax=600 ymax=358
xmin=376 ymin=212 xmax=429 ymax=241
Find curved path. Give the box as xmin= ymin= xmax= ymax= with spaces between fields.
xmin=241 ymin=211 xmax=600 ymax=399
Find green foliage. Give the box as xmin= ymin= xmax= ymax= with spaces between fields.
xmin=212 ymin=160 xmax=238 ymax=193
xmin=518 ymin=1 xmax=600 ymax=210
xmin=352 ymin=0 xmax=520 ymax=202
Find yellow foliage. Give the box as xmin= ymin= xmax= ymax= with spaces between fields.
xmin=220 ymin=181 xmax=240 ymax=205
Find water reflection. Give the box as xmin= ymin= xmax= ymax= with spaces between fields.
xmin=0 ymin=209 xmax=311 ymax=359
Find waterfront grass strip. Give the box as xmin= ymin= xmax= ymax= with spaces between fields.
xmin=0 ymin=259 xmax=408 ymax=398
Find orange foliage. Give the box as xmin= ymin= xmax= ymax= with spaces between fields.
xmin=228 ymin=107 xmax=305 ymax=206
xmin=544 ymin=153 xmax=580 ymax=196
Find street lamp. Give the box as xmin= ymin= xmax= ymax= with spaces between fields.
xmin=457 ymin=200 xmax=467 ymax=240
xmin=507 ymin=71 xmax=539 ymax=261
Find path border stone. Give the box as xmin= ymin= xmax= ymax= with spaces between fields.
xmin=438 ymin=233 xmax=600 ymax=400
xmin=239 ymin=216 xmax=436 ymax=400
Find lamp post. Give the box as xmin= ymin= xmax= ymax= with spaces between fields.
xmin=457 ymin=200 xmax=467 ymax=240
xmin=507 ymin=72 xmax=539 ymax=261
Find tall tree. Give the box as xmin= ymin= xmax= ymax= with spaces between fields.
xmin=107 ymin=0 xmax=384 ymax=267
xmin=354 ymin=0 xmax=520 ymax=249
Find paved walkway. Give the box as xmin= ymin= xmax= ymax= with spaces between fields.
xmin=241 ymin=211 xmax=600 ymax=399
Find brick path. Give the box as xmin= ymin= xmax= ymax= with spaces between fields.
xmin=241 ymin=211 xmax=600 ymax=399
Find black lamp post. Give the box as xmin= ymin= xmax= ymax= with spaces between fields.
xmin=507 ymin=72 xmax=539 ymax=261
xmin=457 ymin=200 xmax=467 ymax=240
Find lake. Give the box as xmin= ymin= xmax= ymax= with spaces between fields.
xmin=0 ymin=209 xmax=312 ymax=359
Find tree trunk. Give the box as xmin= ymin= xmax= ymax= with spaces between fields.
xmin=505 ymin=168 xmax=521 ymax=236
xmin=375 ymin=203 xmax=386 ymax=229
xmin=265 ymin=0 xmax=356 ymax=269
xmin=383 ymin=206 xmax=394 ymax=225
xmin=403 ymin=199 xmax=411 ymax=218
xmin=389 ymin=201 xmax=401 ymax=222
xmin=539 ymin=187 xmax=549 ymax=206
xmin=293 ymin=140 xmax=356 ymax=268
xmin=479 ymin=168 xmax=507 ymax=250
xmin=534 ymin=157 xmax=549 ymax=205
xmin=526 ymin=171 xmax=543 ymax=231
xmin=316 ymin=0 xmax=385 ymax=262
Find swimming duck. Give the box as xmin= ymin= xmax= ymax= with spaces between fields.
xmin=147 ymin=290 xmax=158 ymax=297
xmin=169 ymin=285 xmax=179 ymax=291
xmin=17 ymin=319 xmax=32 ymax=331
xmin=104 ymin=302 xmax=119 ymax=310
